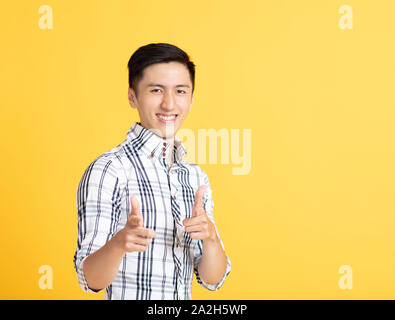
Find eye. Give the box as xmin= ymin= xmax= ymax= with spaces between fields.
xmin=177 ymin=90 xmax=186 ymax=94
xmin=151 ymin=88 xmax=162 ymax=93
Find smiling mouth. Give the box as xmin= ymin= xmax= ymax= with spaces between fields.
xmin=156 ymin=114 xmax=178 ymax=122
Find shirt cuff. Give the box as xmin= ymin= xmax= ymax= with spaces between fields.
xmin=75 ymin=255 xmax=105 ymax=293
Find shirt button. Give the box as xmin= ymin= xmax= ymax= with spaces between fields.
xmin=162 ymin=153 xmax=166 ymax=157
xmin=162 ymin=147 xmax=166 ymax=151
xmin=163 ymin=142 xmax=167 ymax=146
xmin=150 ymin=153 xmax=154 ymax=158
xmin=173 ymin=195 xmax=176 ymax=200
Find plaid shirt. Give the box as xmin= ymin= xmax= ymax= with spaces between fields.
xmin=73 ymin=122 xmax=231 ymax=300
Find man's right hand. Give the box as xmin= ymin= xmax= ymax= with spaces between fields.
xmin=114 ymin=195 xmax=156 ymax=253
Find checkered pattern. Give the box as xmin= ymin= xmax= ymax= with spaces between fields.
xmin=73 ymin=122 xmax=231 ymax=299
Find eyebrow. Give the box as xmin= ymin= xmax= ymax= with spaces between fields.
xmin=147 ymin=83 xmax=190 ymax=88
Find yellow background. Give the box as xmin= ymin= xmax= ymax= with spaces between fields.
xmin=1 ymin=0 xmax=394 ymax=299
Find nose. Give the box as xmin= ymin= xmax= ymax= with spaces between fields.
xmin=160 ymin=90 xmax=176 ymax=112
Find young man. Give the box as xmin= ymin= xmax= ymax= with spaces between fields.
xmin=73 ymin=43 xmax=231 ymax=300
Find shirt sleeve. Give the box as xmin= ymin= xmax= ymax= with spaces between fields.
xmin=73 ymin=155 xmax=124 ymax=293
xmin=193 ymin=170 xmax=231 ymax=291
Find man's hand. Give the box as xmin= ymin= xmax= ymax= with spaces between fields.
xmin=183 ymin=185 xmax=228 ymax=285
xmin=182 ymin=185 xmax=217 ymax=242
xmin=114 ymin=195 xmax=156 ymax=252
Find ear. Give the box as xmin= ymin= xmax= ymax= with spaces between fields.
xmin=128 ymin=87 xmax=137 ymax=109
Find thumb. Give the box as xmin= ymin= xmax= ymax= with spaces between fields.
xmin=129 ymin=195 xmax=143 ymax=226
xmin=193 ymin=185 xmax=207 ymax=216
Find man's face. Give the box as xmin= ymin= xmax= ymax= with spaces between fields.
xmin=128 ymin=61 xmax=193 ymax=140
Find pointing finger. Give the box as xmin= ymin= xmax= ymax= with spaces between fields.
xmin=193 ymin=185 xmax=207 ymax=215
xmin=135 ymin=227 xmax=156 ymax=239
xmin=129 ymin=195 xmax=143 ymax=226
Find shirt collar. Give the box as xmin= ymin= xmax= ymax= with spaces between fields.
xmin=125 ymin=122 xmax=187 ymax=164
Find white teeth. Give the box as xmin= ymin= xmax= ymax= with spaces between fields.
xmin=157 ymin=114 xmax=177 ymax=120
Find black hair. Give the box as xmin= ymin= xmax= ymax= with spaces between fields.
xmin=127 ymin=43 xmax=195 ymax=97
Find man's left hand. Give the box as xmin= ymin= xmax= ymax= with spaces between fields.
xmin=182 ymin=185 xmax=217 ymax=242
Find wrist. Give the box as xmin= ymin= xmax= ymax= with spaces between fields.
xmin=203 ymin=231 xmax=219 ymax=245
xmin=110 ymin=232 xmax=127 ymax=255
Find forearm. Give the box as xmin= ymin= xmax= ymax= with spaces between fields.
xmin=198 ymin=235 xmax=228 ymax=284
xmin=82 ymin=234 xmax=126 ymax=291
